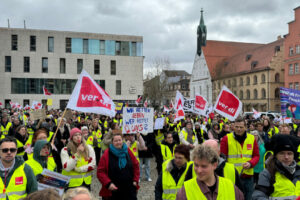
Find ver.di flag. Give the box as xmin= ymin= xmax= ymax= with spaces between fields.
xmin=214 ymin=86 xmax=242 ymax=121
xmin=194 ymin=94 xmax=208 ymax=116
xmin=174 ymin=104 xmax=185 ymax=122
xmin=175 ymin=90 xmax=184 ymax=111
xmin=67 ymin=69 xmax=116 ymax=117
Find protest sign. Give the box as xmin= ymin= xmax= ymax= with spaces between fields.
xmin=193 ymin=94 xmax=208 ymax=116
xmin=183 ymin=99 xmax=195 ymax=112
xmin=122 ymin=107 xmax=153 ymax=134
xmin=30 ymin=109 xmax=46 ymax=121
xmin=154 ymin=117 xmax=165 ymax=130
xmin=115 ymin=102 xmax=124 ymax=114
xmin=47 ymin=99 xmax=53 ymax=106
xmin=280 ymin=87 xmax=300 ymax=119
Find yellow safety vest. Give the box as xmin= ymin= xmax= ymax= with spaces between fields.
xmin=155 ymin=130 xmax=164 ymax=145
xmin=181 ymin=130 xmax=195 ymax=144
xmin=113 ymin=119 xmax=123 ymax=125
xmin=47 ymin=131 xmax=54 ymax=142
xmin=193 ymin=129 xmax=205 ymax=143
xmin=25 ymin=127 xmax=34 ymax=146
xmin=62 ymin=156 xmax=92 ymax=188
xmin=184 ymin=176 xmax=235 ymax=200
xmin=293 ymin=124 xmax=298 ymax=132
xmin=298 ymin=146 xmax=300 ymax=166
xmin=1 ymin=122 xmax=12 ymax=136
xmin=270 ymin=172 xmax=300 ymax=199
xmin=99 ymin=120 xmax=108 ymax=133
xmin=86 ymin=135 xmax=94 ymax=147
xmin=129 ymin=141 xmax=139 ymax=162
xmin=16 ymin=139 xmax=26 ymax=156
xmin=263 ymin=151 xmax=273 ymax=168
xmin=160 ymin=144 xmax=176 ymax=162
xmin=227 ymin=133 xmax=255 ymax=175
xmin=0 ymin=164 xmax=27 ymax=200
xmin=25 ymin=157 xmax=56 ymax=176
xmin=267 ymin=127 xmax=279 ymax=139
xmin=92 ymin=129 xmax=102 ymax=148
xmin=162 ymin=159 xmax=191 ymax=200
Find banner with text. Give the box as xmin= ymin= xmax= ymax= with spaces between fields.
xmin=280 ymin=87 xmax=300 ymax=119
xmin=122 ymin=107 xmax=154 ymax=134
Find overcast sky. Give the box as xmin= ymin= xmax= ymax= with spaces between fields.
xmin=1 ymin=0 xmax=299 ymax=74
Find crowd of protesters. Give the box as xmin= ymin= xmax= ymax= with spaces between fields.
xmin=0 ymin=107 xmax=300 ymax=200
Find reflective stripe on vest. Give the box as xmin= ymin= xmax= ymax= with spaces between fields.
xmin=160 ymin=144 xmax=176 ymax=162
xmin=184 ymin=176 xmax=235 ymax=200
xmin=62 ymin=156 xmax=92 ymax=187
xmin=1 ymin=122 xmax=12 ymax=136
xmin=270 ymin=171 xmax=300 ymax=199
xmin=130 ymin=141 xmax=139 ymax=162
xmin=227 ymin=133 xmax=255 ymax=175
xmin=162 ymin=159 xmax=191 ymax=200
xmin=25 ymin=157 xmax=56 ymax=176
xmin=0 ymin=163 xmax=27 ymax=200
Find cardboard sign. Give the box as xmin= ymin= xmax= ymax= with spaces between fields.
xmin=122 ymin=107 xmax=153 ymax=134
xmin=47 ymin=99 xmax=53 ymax=106
xmin=154 ymin=117 xmax=165 ymax=130
xmin=30 ymin=109 xmax=46 ymax=121
xmin=64 ymin=109 xmax=73 ymax=121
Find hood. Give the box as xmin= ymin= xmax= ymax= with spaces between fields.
xmin=33 ymin=140 xmax=52 ymax=162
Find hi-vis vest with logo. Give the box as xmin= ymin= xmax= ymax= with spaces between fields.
xmin=92 ymin=129 xmax=102 ymax=148
xmin=270 ymin=172 xmax=300 ymax=200
xmin=25 ymin=157 xmax=56 ymax=176
xmin=1 ymin=122 xmax=12 ymax=136
xmin=160 ymin=144 xmax=176 ymax=162
xmin=162 ymin=159 xmax=191 ymax=200
xmin=227 ymin=133 xmax=255 ymax=175
xmin=129 ymin=141 xmax=139 ymax=162
xmin=155 ymin=130 xmax=164 ymax=145
xmin=184 ymin=176 xmax=235 ymax=200
xmin=0 ymin=164 xmax=27 ymax=200
xmin=62 ymin=155 xmax=92 ymax=188
xmin=181 ymin=130 xmax=195 ymax=144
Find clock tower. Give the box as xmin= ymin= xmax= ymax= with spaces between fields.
xmin=197 ymin=9 xmax=207 ymax=56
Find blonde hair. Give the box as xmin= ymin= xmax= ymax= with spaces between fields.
xmin=67 ymin=138 xmax=89 ymax=160
xmin=191 ymin=144 xmax=219 ymax=164
xmin=62 ymin=187 xmax=94 ymax=200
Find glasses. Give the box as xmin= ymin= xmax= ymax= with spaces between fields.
xmin=0 ymin=148 xmax=17 ymax=153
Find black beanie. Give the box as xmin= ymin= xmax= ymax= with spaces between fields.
xmin=273 ymin=135 xmax=296 ymax=156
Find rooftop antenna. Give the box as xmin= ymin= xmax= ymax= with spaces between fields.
xmin=7 ymin=19 xmax=10 ymax=28
xmin=24 ymin=20 xmax=26 ymax=29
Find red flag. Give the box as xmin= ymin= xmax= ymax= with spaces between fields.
xmin=174 ymin=104 xmax=185 ymax=122
xmin=66 ymin=70 xmax=115 ymax=117
xmin=135 ymin=96 xmax=142 ymax=106
xmin=163 ymin=106 xmax=170 ymax=113
xmin=175 ymin=91 xmax=184 ymax=110
xmin=0 ymin=102 xmax=2 ymax=106
xmin=144 ymin=99 xmax=148 ymax=108
xmin=194 ymin=94 xmax=208 ymax=116
xmin=169 ymin=100 xmax=174 ymax=110
xmin=24 ymin=105 xmax=30 ymax=110
xmin=43 ymin=86 xmax=52 ymax=96
xmin=214 ymin=86 xmax=242 ymax=121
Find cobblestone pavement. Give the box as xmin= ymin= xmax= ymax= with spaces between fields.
xmin=91 ymin=158 xmax=158 ymax=200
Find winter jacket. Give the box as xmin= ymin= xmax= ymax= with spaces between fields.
xmin=97 ymin=147 xmax=140 ymax=197
xmin=138 ymin=133 xmax=155 ymax=158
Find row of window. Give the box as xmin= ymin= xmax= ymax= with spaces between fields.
xmin=10 ymin=34 xmax=142 ymax=56
xmin=289 ymin=82 xmax=299 ymax=90
xmin=4 ymin=56 xmax=117 ymax=75
xmin=11 ymin=78 xmax=122 ymax=95
xmin=239 ymin=88 xmax=268 ymax=100
xmin=289 ymin=45 xmax=300 ymax=56
xmin=288 ymin=63 xmax=299 ymax=75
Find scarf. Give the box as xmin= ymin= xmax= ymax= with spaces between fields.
xmin=276 ymin=159 xmax=297 ymax=175
xmin=109 ymin=143 xmax=129 ymax=169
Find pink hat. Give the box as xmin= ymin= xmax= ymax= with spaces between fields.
xmin=70 ymin=128 xmax=82 ymax=139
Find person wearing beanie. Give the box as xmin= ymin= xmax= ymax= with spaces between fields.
xmin=61 ymin=127 xmax=96 ymax=190
xmin=155 ymin=144 xmax=192 ymax=200
xmin=253 ymin=134 xmax=300 ymax=200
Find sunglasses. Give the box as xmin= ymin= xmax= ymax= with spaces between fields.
xmin=0 ymin=148 xmax=17 ymax=153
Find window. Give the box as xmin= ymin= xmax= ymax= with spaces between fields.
xmin=100 ymin=40 xmax=105 ymax=55
xmin=289 ymin=47 xmax=294 ymax=56
xmin=275 ymin=88 xmax=280 ymax=99
xmin=23 ymin=99 xmax=29 ymax=107
xmin=246 ymin=77 xmax=250 ymax=85
xmin=199 ymin=86 xmax=202 ymax=94
xmin=60 ymin=100 xmax=69 ymax=110
xmin=261 ymin=74 xmax=266 ymax=83
xmin=233 ymin=79 xmax=237 ymax=87
xmin=295 ymin=82 xmax=299 ymax=90
xmin=251 ymin=61 xmax=258 ymax=68
xmin=66 ymin=38 xmax=71 ymax=53
xmin=131 ymin=42 xmax=137 ymax=56
xmin=100 ymin=80 xmax=105 ymax=90
xmin=289 ymin=64 xmax=294 ymax=75
xmin=275 ymin=73 xmax=280 ymax=82
xmin=254 ymin=89 xmax=258 ymax=99
xmin=289 ymin=83 xmax=293 ymax=89
xmin=48 ymin=37 xmax=54 ymax=52
xmin=60 ymin=58 xmax=66 ymax=74
xmin=29 ymin=35 xmax=36 ymax=51
xmin=94 ymin=60 xmax=100 ymax=75
xmin=42 ymin=57 xmax=48 ymax=73
xmin=181 ymin=84 xmax=186 ymax=90
xmin=246 ymin=90 xmax=250 ymax=100
xmin=11 ymin=35 xmax=18 ymax=50
xmin=115 ymin=41 xmax=121 ymax=55
xmin=77 ymin=59 xmax=83 ymax=74
xmin=228 ymin=80 xmax=231 ymax=87
xmin=5 ymin=100 xmax=11 ymax=109
xmin=296 ymin=45 xmax=300 ymax=54
xmin=218 ymin=82 xmax=221 ymax=89
xmin=253 ymin=75 xmax=257 ymax=85
xmin=261 ymin=88 xmax=266 ymax=99
xmin=239 ymin=91 xmax=243 ymax=100
xmin=83 ymin=39 xmax=88 ymax=54
xmin=116 ymin=80 xmax=121 ymax=95
xmin=5 ymin=56 xmax=11 ymax=72
xmin=240 ymin=78 xmax=243 ymax=86
xmin=295 ymin=63 xmax=299 ymax=74
xmin=111 ymin=60 xmax=116 ymax=75
xmin=24 ymin=57 xmax=30 ymax=73
xmin=246 ymin=54 xmax=252 ymax=61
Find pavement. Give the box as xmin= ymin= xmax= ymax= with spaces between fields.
xmin=91 ymin=158 xmax=158 ymax=200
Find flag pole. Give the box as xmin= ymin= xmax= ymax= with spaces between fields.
xmin=51 ymin=108 xmax=67 ymax=145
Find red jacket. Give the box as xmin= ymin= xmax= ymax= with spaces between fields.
xmin=97 ymin=147 xmax=140 ymax=197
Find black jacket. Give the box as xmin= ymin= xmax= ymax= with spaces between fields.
xmin=138 ymin=132 xmax=155 ymax=158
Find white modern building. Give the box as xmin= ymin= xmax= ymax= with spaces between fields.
xmin=0 ymin=27 xmax=144 ymax=109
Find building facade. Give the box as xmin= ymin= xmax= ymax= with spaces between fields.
xmin=284 ymin=6 xmax=300 ymax=90
xmin=0 ymin=28 xmax=144 ymax=109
